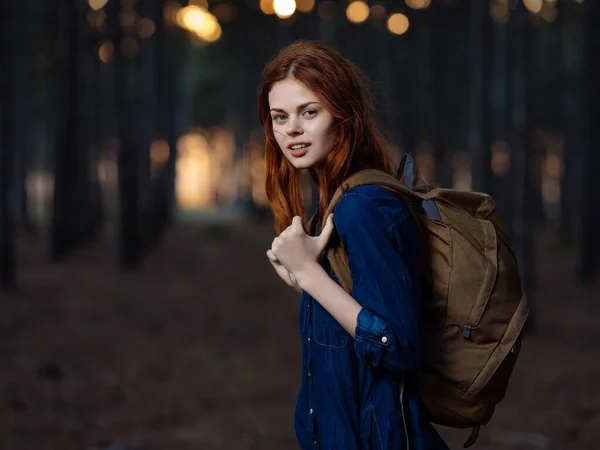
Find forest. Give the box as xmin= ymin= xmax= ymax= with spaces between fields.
xmin=0 ymin=0 xmax=599 ymax=449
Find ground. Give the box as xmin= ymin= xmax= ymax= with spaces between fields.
xmin=1 ymin=220 xmax=599 ymax=450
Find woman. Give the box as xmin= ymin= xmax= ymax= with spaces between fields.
xmin=260 ymin=41 xmax=449 ymax=450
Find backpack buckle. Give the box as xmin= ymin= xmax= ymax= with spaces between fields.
xmin=462 ymin=325 xmax=473 ymax=339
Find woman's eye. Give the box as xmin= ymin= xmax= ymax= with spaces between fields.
xmin=303 ymin=110 xmax=317 ymax=118
xmin=273 ymin=114 xmax=287 ymax=123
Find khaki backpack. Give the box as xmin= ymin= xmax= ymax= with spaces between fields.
xmin=313 ymin=155 xmax=529 ymax=447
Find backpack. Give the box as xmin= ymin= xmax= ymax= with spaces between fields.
xmin=312 ymin=155 xmax=529 ymax=447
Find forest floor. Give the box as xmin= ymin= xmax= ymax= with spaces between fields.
xmin=1 ymin=220 xmax=599 ymax=450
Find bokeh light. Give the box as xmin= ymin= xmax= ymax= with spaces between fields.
xmin=137 ymin=18 xmax=156 ymax=38
xmin=296 ymin=0 xmax=315 ymax=13
xmin=523 ymin=0 xmax=543 ymax=14
xmin=387 ymin=13 xmax=409 ymax=35
xmin=540 ymin=2 xmax=558 ymax=22
xmin=98 ymin=41 xmax=114 ymax=63
xmin=317 ymin=1 xmax=336 ymax=20
xmin=370 ymin=4 xmax=387 ymax=21
xmin=346 ymin=1 xmax=369 ymax=24
xmin=88 ymin=0 xmax=108 ymax=11
xmin=189 ymin=0 xmax=209 ymax=8
xmin=120 ymin=36 xmax=139 ymax=58
xmin=489 ymin=0 xmax=509 ymax=24
xmin=212 ymin=3 xmax=236 ymax=22
xmin=176 ymin=5 xmax=222 ymax=43
xmin=405 ymin=0 xmax=431 ymax=10
xmin=260 ymin=0 xmax=275 ymax=14
xmin=274 ymin=0 xmax=296 ymax=18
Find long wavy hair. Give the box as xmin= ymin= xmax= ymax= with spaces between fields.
xmin=258 ymin=40 xmax=395 ymax=234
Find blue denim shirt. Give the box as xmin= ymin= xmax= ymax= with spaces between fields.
xmin=294 ymin=185 xmax=449 ymax=450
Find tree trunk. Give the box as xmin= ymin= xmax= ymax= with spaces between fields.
xmin=0 ymin=0 xmax=17 ymax=287
xmin=507 ymin=2 xmax=536 ymax=325
xmin=558 ymin=1 xmax=584 ymax=244
xmin=468 ymin=0 xmax=493 ymax=195
xmin=432 ymin=4 xmax=453 ymax=188
xmin=579 ymin=0 xmax=600 ymax=283
xmin=51 ymin=0 xmax=82 ymax=261
xmin=152 ymin=0 xmax=183 ymax=241
xmin=114 ymin=0 xmax=145 ymax=268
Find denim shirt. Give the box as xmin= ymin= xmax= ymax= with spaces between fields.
xmin=294 ymin=185 xmax=449 ymax=450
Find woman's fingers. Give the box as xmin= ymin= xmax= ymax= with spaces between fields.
xmin=316 ymin=214 xmax=334 ymax=255
xmin=266 ymin=249 xmax=278 ymax=263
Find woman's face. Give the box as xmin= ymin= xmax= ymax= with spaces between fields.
xmin=268 ymin=78 xmax=336 ymax=171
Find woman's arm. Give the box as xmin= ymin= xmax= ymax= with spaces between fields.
xmin=292 ymin=191 xmax=422 ymax=373
xmin=294 ymin=262 xmax=362 ymax=336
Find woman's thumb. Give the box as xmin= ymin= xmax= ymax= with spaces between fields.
xmin=317 ymin=214 xmax=335 ymax=250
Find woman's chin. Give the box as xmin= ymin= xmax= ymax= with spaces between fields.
xmin=290 ymin=159 xmax=313 ymax=170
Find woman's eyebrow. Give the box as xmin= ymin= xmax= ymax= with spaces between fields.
xmin=270 ymin=101 xmax=320 ymax=113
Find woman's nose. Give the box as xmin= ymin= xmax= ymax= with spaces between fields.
xmin=286 ymin=118 xmax=303 ymax=136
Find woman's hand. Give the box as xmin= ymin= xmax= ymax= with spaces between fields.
xmin=269 ymin=215 xmax=335 ymax=283
xmin=266 ymin=249 xmax=302 ymax=292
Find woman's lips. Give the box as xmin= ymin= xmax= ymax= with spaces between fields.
xmin=289 ymin=145 xmax=310 ymax=157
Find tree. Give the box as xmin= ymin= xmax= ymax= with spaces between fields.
xmin=468 ymin=0 xmax=493 ymax=194
xmin=579 ymin=0 xmax=600 ymax=283
xmin=507 ymin=1 xmax=536 ymax=322
xmin=0 ymin=0 xmax=17 ymax=286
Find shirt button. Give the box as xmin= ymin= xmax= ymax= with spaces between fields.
xmin=381 ymin=336 xmax=388 ymax=343
xmin=308 ymin=337 xmax=311 ymax=342
xmin=309 ymin=408 xmax=313 ymax=414
xmin=313 ymin=441 xmax=318 ymax=446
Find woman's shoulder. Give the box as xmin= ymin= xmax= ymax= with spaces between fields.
xmin=335 ymin=184 xmax=411 ymax=230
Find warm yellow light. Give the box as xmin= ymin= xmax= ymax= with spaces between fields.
xmin=189 ymin=0 xmax=209 ymax=8
xmin=120 ymin=36 xmax=139 ymax=57
xmin=120 ymin=10 xmax=136 ymax=28
xmin=274 ymin=0 xmax=296 ymax=18
xmin=260 ymin=0 xmax=275 ymax=14
xmin=370 ymin=4 xmax=386 ymax=21
xmin=296 ymin=0 xmax=315 ymax=13
xmin=202 ymin=22 xmax=222 ymax=42
xmin=176 ymin=132 xmax=213 ymax=210
xmin=151 ymin=140 xmax=170 ymax=169
xmin=317 ymin=1 xmax=336 ymax=20
xmin=540 ymin=2 xmax=558 ymax=22
xmin=98 ymin=41 xmax=114 ymax=63
xmin=489 ymin=0 xmax=509 ymax=24
xmin=405 ymin=0 xmax=430 ymax=10
xmin=387 ymin=13 xmax=409 ymax=35
xmin=26 ymin=171 xmax=55 ymax=205
xmin=87 ymin=10 xmax=106 ymax=30
xmin=137 ymin=18 xmax=156 ymax=38
xmin=89 ymin=0 xmax=108 ymax=11
xmin=176 ymin=5 xmax=222 ymax=42
xmin=212 ymin=3 xmax=236 ymax=22
xmin=491 ymin=140 xmax=510 ymax=176
xmin=177 ymin=5 xmax=204 ymax=29
xmin=523 ymin=0 xmax=543 ymax=13
xmin=346 ymin=1 xmax=369 ymax=23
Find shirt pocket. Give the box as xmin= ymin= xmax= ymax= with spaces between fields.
xmin=312 ymin=278 xmax=349 ymax=349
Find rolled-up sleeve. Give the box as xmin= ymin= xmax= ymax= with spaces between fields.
xmin=334 ymin=192 xmax=422 ymax=374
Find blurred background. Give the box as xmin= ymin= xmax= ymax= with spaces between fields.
xmin=0 ymin=0 xmax=599 ymax=449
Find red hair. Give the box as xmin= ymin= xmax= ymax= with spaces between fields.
xmin=258 ymin=40 xmax=395 ymax=234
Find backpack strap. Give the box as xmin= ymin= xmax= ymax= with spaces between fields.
xmin=321 ymin=168 xmax=425 ymax=294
